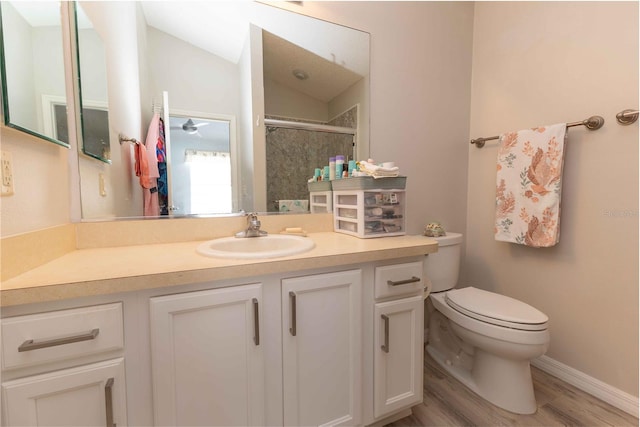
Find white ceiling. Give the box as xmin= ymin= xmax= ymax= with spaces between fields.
xmin=8 ymin=2 xmax=60 ymax=27
xmin=140 ymin=1 xmax=368 ymax=104
xmin=262 ymin=31 xmax=364 ymax=103
xmin=140 ymin=2 xmax=252 ymax=65
xmin=10 ymin=1 xmax=368 ymax=105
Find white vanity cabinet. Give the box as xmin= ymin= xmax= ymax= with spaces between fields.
xmin=372 ymin=262 xmax=425 ymax=419
xmin=2 ymin=255 xmax=431 ymax=427
xmin=282 ymin=269 xmax=362 ymax=427
xmin=2 ymin=358 xmax=126 ymax=426
xmin=1 ymin=303 xmax=127 ymax=427
xmin=149 ymin=283 xmax=265 ymax=426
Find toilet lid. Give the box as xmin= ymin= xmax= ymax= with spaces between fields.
xmin=445 ymin=287 xmax=548 ymax=331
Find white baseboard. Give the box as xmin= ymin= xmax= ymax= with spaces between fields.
xmin=532 ymin=355 xmax=639 ymax=418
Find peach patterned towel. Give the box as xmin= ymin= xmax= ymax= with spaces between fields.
xmin=495 ymin=123 xmax=567 ymax=247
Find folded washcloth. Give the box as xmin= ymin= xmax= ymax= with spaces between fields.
xmin=495 ymin=123 xmax=567 ymax=247
xmin=358 ymin=160 xmax=400 ymax=178
xmin=279 ymin=200 xmax=309 ymax=212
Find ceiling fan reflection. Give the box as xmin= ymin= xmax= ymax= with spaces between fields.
xmin=170 ymin=118 xmax=209 ymax=136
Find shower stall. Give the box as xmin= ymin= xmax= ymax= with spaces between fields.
xmin=264 ymin=117 xmax=357 ymax=212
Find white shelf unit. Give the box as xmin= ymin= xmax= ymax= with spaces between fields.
xmin=309 ymin=191 xmax=333 ymax=213
xmin=333 ymin=190 xmax=406 ymax=238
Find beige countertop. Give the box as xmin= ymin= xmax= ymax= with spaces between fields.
xmin=1 ymin=232 xmax=437 ymax=307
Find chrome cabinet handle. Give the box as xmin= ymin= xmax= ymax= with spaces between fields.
xmin=18 ymin=328 xmax=100 ymax=352
xmin=105 ymin=377 xmax=116 ymax=427
xmin=381 ymin=314 xmax=390 ymax=353
xmin=289 ymin=291 xmax=297 ymax=336
xmin=387 ymin=276 xmax=421 ymax=287
xmin=252 ymin=298 xmax=260 ymax=346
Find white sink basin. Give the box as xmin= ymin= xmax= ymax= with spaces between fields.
xmin=197 ymin=234 xmax=315 ymax=259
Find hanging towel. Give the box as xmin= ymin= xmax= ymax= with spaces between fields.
xmin=156 ymin=117 xmax=169 ymax=215
xmin=145 ymin=113 xmax=161 ymax=180
xmin=142 ymin=113 xmax=162 ymax=216
xmin=494 ymin=123 xmax=567 ymax=247
xmin=134 ymin=141 xmax=151 ymax=189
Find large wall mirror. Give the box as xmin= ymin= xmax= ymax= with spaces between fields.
xmin=74 ymin=3 xmax=111 ymax=163
xmin=73 ymin=1 xmax=370 ymax=220
xmin=0 ymin=1 xmax=70 ymax=148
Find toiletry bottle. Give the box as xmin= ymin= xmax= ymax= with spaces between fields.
xmin=335 ymin=155 xmax=344 ymax=180
xmin=348 ymin=160 xmax=356 ymax=177
xmin=329 ymin=157 xmax=336 ymax=180
xmin=323 ymin=166 xmax=330 ymax=181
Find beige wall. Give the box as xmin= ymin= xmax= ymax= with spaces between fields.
xmin=0 ymin=1 xmax=75 ymax=237
xmin=0 ymin=128 xmax=71 ymax=236
xmin=291 ymin=2 xmax=474 ymax=235
xmin=465 ymin=2 xmax=639 ymax=396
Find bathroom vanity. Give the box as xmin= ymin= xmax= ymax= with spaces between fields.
xmin=0 ymin=225 xmax=437 ymax=426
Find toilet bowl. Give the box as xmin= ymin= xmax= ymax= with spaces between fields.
xmin=424 ymin=233 xmax=550 ymax=414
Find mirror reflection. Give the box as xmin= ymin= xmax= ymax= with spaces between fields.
xmin=74 ymin=1 xmax=369 ymax=220
xmin=75 ymin=2 xmax=111 ymax=163
xmin=167 ymin=115 xmax=234 ymax=216
xmin=0 ymin=1 xmax=69 ymax=147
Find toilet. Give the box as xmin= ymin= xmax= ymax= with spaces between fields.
xmin=424 ymin=233 xmax=550 ymax=415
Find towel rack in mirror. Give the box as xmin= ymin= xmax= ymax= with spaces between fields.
xmin=118 ymin=134 xmax=141 ymax=145
xmin=470 ymin=115 xmax=605 ymax=148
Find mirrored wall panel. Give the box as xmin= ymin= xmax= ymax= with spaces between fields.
xmin=74 ymin=2 xmax=111 ymax=163
xmin=0 ymin=1 xmax=69 ymax=147
xmin=74 ymin=1 xmax=370 ymax=220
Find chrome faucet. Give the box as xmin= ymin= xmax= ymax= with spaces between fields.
xmin=235 ymin=212 xmax=268 ymax=238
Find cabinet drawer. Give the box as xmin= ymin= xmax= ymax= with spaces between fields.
xmin=375 ymin=262 xmax=423 ymax=300
xmin=2 ymin=303 xmax=123 ymax=370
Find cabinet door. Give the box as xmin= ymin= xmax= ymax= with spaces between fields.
xmin=282 ymin=269 xmax=362 ymax=427
xmin=2 ymin=358 xmax=127 ymax=426
xmin=374 ymin=295 xmax=424 ymax=418
xmin=150 ymin=284 xmax=264 ymax=426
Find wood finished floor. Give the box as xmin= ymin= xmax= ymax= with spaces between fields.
xmin=386 ymin=350 xmax=638 ymax=427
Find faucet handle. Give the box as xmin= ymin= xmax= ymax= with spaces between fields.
xmin=236 ymin=212 xmax=267 ymax=237
xmin=247 ymin=212 xmax=259 ymax=225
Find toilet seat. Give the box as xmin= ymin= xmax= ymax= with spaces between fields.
xmin=445 ymin=287 xmax=548 ymax=331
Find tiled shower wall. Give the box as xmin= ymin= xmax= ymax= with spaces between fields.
xmin=265 ymin=107 xmax=357 ymax=212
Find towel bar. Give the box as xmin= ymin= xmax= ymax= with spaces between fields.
xmin=118 ymin=134 xmax=141 ymax=145
xmin=616 ymin=109 xmax=639 ymax=125
xmin=470 ymin=115 xmax=604 ymax=148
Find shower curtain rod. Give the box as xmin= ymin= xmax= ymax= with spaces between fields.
xmin=470 ymin=115 xmax=604 ymax=148
xmin=264 ymin=118 xmax=357 ymax=136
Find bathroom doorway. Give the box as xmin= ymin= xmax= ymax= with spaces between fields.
xmin=167 ymin=114 xmax=237 ymax=215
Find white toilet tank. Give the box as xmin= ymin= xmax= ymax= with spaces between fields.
xmin=424 ymin=232 xmax=463 ymax=292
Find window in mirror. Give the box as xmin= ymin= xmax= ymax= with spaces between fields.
xmin=0 ymin=1 xmax=70 ymax=147
xmin=74 ymin=2 xmax=111 ymax=163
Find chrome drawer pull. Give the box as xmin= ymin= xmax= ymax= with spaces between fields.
xmin=289 ymin=291 xmax=297 ymax=337
xmin=18 ymin=328 xmax=100 ymax=352
xmin=381 ymin=314 xmax=390 ymax=353
xmin=105 ymin=377 xmax=116 ymax=427
xmin=387 ymin=276 xmax=421 ymax=287
xmin=252 ymin=298 xmax=260 ymax=346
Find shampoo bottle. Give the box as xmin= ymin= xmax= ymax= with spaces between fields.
xmin=335 ymin=155 xmax=344 ymax=180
